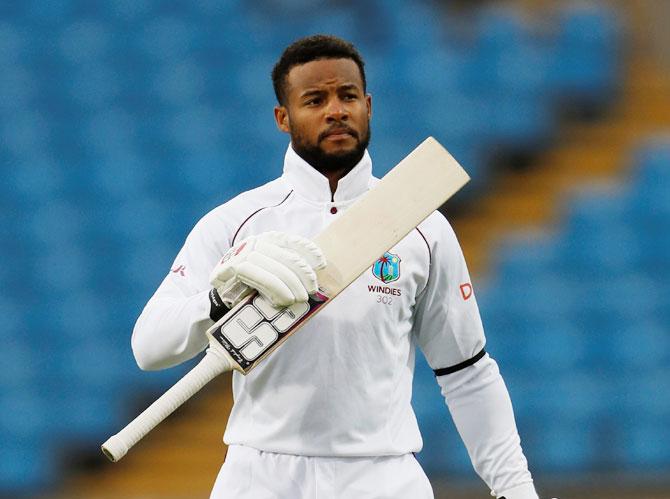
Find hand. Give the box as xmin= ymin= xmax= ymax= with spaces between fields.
xmin=210 ymin=231 xmax=326 ymax=308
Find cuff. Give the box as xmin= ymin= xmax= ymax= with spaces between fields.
xmin=209 ymin=288 xmax=230 ymax=322
xmin=493 ymin=481 xmax=539 ymax=499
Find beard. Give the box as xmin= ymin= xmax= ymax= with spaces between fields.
xmin=290 ymin=121 xmax=371 ymax=175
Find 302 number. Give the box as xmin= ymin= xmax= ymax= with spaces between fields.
xmin=376 ymin=295 xmax=393 ymax=305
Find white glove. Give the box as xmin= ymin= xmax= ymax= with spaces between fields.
xmin=210 ymin=231 xmax=326 ymax=308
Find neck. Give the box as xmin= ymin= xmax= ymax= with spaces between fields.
xmin=291 ymin=146 xmax=362 ymax=197
xmin=312 ymin=165 xmax=354 ymax=197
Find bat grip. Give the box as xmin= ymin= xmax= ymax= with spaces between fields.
xmin=101 ymin=348 xmax=233 ymax=462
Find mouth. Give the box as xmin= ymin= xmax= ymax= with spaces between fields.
xmin=320 ymin=127 xmax=358 ymax=142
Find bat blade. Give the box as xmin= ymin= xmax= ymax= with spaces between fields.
xmin=207 ymin=136 xmax=470 ymax=374
xmin=315 ymin=136 xmax=469 ymax=294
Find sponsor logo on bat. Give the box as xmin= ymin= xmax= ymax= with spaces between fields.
xmin=211 ymin=294 xmax=327 ymax=371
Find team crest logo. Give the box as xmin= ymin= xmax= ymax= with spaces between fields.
xmin=372 ymin=252 xmax=401 ymax=283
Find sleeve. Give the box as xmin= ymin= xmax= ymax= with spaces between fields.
xmin=412 ymin=215 xmax=537 ymax=499
xmin=411 ymin=216 xmax=485 ymax=370
xmin=131 ymin=212 xmax=230 ymax=371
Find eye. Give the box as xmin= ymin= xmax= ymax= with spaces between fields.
xmin=305 ymin=97 xmax=322 ymax=106
xmin=344 ymin=94 xmax=357 ymax=101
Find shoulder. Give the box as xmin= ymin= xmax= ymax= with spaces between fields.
xmin=189 ymin=177 xmax=293 ymax=246
xmin=209 ymin=177 xmax=292 ymax=226
xmin=417 ymin=211 xmax=459 ymax=248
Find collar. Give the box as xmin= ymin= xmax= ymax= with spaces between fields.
xmin=281 ymin=144 xmax=373 ymax=203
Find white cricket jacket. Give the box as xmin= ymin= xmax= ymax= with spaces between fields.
xmin=131 ymin=145 xmax=537 ymax=498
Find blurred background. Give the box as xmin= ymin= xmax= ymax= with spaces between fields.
xmin=1 ymin=0 xmax=669 ymax=497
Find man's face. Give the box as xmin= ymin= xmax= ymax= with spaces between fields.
xmin=274 ymin=58 xmax=372 ymax=173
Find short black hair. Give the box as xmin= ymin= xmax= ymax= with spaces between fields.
xmin=271 ymin=34 xmax=366 ymax=105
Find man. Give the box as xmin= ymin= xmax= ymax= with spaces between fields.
xmin=132 ymin=35 xmax=539 ymax=499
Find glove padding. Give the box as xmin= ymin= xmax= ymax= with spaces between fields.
xmin=210 ymin=231 xmax=326 ymax=308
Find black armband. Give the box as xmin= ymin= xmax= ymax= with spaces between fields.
xmin=433 ymin=348 xmax=486 ymax=377
xmin=209 ymin=288 xmax=230 ymax=322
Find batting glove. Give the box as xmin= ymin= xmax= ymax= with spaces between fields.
xmin=209 ymin=231 xmax=326 ymax=311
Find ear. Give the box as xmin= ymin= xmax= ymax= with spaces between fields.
xmin=365 ymin=94 xmax=372 ymax=120
xmin=274 ymin=106 xmax=290 ymax=133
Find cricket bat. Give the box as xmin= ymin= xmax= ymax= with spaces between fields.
xmin=101 ymin=136 xmax=470 ymax=462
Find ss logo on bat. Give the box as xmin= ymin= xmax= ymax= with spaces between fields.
xmin=220 ymin=295 xmax=310 ymax=361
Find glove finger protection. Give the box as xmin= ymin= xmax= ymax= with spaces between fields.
xmin=209 ymin=232 xmax=326 ymax=309
xmin=254 ymin=240 xmax=321 ymax=296
xmin=262 ymin=231 xmax=326 ymax=272
xmin=237 ymin=253 xmax=306 ymax=305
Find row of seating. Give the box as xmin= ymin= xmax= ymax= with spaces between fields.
xmin=1 ymin=3 xmax=620 ymax=186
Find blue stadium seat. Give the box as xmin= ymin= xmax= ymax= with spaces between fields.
xmin=0 ymin=297 xmax=23 ymax=343
xmin=136 ymin=17 xmax=197 ymax=62
xmin=7 ymin=158 xmax=65 ymax=204
xmin=89 ymin=152 xmax=153 ymax=200
xmin=397 ymin=46 xmax=472 ymax=95
xmin=468 ymin=6 xmax=533 ymax=90
xmin=30 ymin=243 xmax=94 ymax=295
xmin=58 ymin=20 xmax=111 ymax=64
xmin=23 ymin=0 xmax=75 ymax=27
xmin=629 ymin=180 xmax=670 ymax=229
xmin=44 ymin=388 xmax=122 ymax=441
xmin=0 ymin=64 xmax=38 ymax=111
xmin=483 ymin=90 xmax=553 ymax=150
xmin=0 ymin=390 xmax=51 ymax=440
xmin=608 ymin=321 xmax=670 ymax=372
xmin=528 ymin=421 xmax=598 ymax=471
xmin=615 ymin=370 xmax=670 ymax=421
xmin=68 ymin=59 xmax=123 ymax=106
xmin=466 ymin=6 xmax=555 ymax=149
xmin=494 ymin=233 xmax=563 ymax=280
xmin=576 ymin=274 xmax=659 ymax=325
xmin=505 ymin=369 xmax=608 ymax=431
xmin=305 ymin=8 xmax=360 ymax=45
xmin=0 ymin=21 xmax=32 ymax=66
xmin=49 ymin=340 xmax=133 ymax=390
xmin=562 ymin=188 xmax=661 ymax=278
xmin=619 ymin=417 xmax=670 ymax=469
xmin=385 ymin=1 xmax=445 ymax=53
xmin=565 ymin=186 xmax=637 ymax=227
xmin=549 ymin=3 xmax=620 ymax=105
xmin=0 ymin=341 xmax=38 ymax=390
xmin=2 ymin=108 xmax=52 ymax=159
xmin=83 ymin=107 xmax=140 ymax=157
xmin=0 ymin=443 xmax=57 ymax=495
xmin=634 ymin=138 xmax=670 ymax=188
xmin=489 ymin=272 xmax=578 ymax=322
xmin=107 ymin=197 xmax=174 ymax=241
xmin=516 ymin=320 xmax=587 ymax=373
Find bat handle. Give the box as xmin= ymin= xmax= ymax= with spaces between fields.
xmin=101 ymin=347 xmax=233 ymax=462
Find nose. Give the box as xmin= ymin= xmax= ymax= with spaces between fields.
xmin=325 ymin=97 xmax=348 ymax=122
